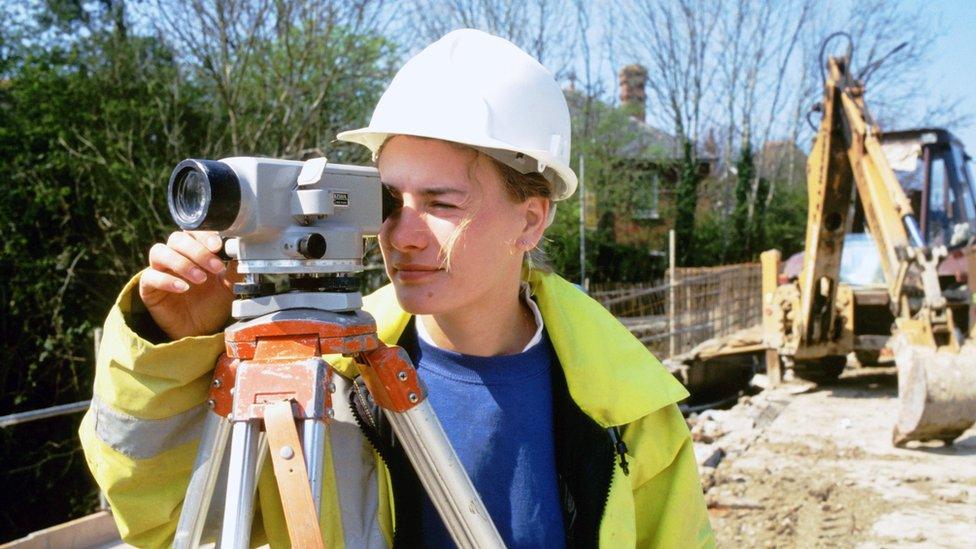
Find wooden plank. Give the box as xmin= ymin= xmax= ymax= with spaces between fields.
xmin=1 ymin=511 xmax=124 ymax=549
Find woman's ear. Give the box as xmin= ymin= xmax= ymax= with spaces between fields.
xmin=518 ymin=197 xmax=550 ymax=249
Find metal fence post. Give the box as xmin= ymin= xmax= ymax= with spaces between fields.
xmin=578 ymin=154 xmax=586 ymax=290
xmin=668 ymin=230 xmax=676 ymax=358
xmin=94 ymin=327 xmax=109 ymax=512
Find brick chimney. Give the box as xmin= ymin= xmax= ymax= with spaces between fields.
xmin=619 ymin=64 xmax=647 ymax=122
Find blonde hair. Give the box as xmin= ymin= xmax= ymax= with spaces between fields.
xmin=378 ymin=136 xmax=554 ymax=273
xmin=485 ymin=155 xmax=554 ymax=273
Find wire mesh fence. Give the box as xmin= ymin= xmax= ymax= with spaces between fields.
xmin=590 ymin=263 xmax=763 ymax=359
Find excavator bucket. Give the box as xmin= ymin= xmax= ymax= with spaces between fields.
xmin=891 ymin=335 xmax=976 ymax=446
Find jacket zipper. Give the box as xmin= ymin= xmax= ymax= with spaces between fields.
xmin=608 ymin=426 xmax=630 ymax=476
xmin=349 ymin=380 xmax=392 ymax=469
xmin=592 ymin=424 xmax=618 ymax=547
xmin=349 ymin=378 xmax=418 ymax=547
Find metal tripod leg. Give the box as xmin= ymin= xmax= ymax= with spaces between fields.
xmin=302 ymin=419 xmax=327 ymax=515
xmin=174 ymin=411 xmax=231 ymax=549
xmin=220 ymin=420 xmax=263 ymax=549
xmin=177 ymin=305 xmax=502 ymax=548
xmin=358 ymin=345 xmax=504 ymax=548
xmin=384 ymin=400 xmax=504 ymax=549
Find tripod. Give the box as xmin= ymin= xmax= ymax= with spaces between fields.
xmin=172 ymin=288 xmax=504 ymax=548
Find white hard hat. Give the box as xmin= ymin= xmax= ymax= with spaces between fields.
xmin=337 ymin=29 xmax=577 ymax=201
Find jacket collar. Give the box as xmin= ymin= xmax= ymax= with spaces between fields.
xmin=362 ymin=270 xmax=689 ymax=427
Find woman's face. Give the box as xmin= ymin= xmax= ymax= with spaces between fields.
xmin=377 ymin=136 xmax=543 ymax=316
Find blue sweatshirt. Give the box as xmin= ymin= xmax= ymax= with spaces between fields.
xmin=405 ymin=324 xmax=566 ymax=548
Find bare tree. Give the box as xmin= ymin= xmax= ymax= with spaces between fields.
xmin=844 ymin=0 xmax=934 ymax=129
xmin=571 ymin=0 xmax=598 ymax=139
xmin=709 ymin=0 xmax=957 ymax=209
xmin=152 ymin=0 xmax=392 ymax=159
xmin=623 ymin=0 xmax=720 ymax=153
xmin=736 ymin=0 xmax=812 ymax=210
xmin=714 ymin=0 xmax=749 ymax=178
xmin=789 ymin=0 xmax=970 ymax=144
xmin=401 ymin=0 xmax=576 ymax=77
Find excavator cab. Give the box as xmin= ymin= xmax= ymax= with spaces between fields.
xmin=880 ymin=129 xmax=976 ymax=252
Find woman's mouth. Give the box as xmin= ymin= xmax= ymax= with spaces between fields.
xmin=393 ymin=264 xmax=442 ymax=282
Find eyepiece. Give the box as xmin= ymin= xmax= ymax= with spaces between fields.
xmin=297 ymin=233 xmax=327 ymax=259
xmin=167 ymin=159 xmax=241 ymax=230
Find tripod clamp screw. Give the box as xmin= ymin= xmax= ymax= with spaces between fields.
xmin=408 ymin=393 xmax=419 ymax=404
xmin=212 ymin=379 xmax=222 ymax=389
xmin=397 ymin=371 xmax=409 ymax=382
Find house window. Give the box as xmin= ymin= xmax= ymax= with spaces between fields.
xmin=633 ymin=172 xmax=660 ymax=220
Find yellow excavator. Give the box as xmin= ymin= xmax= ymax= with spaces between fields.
xmin=761 ymin=34 xmax=976 ymax=446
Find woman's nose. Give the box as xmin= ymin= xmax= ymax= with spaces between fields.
xmin=384 ymin=206 xmax=428 ymax=252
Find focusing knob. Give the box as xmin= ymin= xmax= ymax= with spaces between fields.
xmin=297 ymin=233 xmax=327 ymax=259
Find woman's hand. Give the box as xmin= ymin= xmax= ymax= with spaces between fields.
xmin=138 ymin=231 xmax=242 ymax=340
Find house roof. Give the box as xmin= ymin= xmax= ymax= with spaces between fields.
xmin=564 ymin=89 xmax=714 ymax=163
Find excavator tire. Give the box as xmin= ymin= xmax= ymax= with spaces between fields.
xmin=891 ymin=336 xmax=976 ymax=447
xmin=792 ymin=356 xmax=847 ymax=384
xmin=854 ymin=350 xmax=882 ymax=366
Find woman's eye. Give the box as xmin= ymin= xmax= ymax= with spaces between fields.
xmin=430 ymin=202 xmax=457 ymax=210
xmin=382 ymin=186 xmax=402 ymax=221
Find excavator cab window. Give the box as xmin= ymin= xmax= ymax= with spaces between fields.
xmin=925 ymin=149 xmax=949 ymax=246
xmin=922 ymin=141 xmax=976 ymax=249
xmin=880 ymin=131 xmax=976 ymax=250
xmin=951 ymin=144 xmax=976 ymax=237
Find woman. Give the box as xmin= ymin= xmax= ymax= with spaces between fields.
xmin=81 ymin=30 xmax=713 ymax=548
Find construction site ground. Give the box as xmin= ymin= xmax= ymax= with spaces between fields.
xmin=692 ymin=365 xmax=976 ymax=547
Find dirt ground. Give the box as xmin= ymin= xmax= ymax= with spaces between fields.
xmin=691 ymin=366 xmax=976 ymax=548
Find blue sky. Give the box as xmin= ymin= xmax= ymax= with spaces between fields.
xmin=561 ymin=0 xmax=976 ymax=156
xmin=916 ymin=0 xmax=976 ymax=147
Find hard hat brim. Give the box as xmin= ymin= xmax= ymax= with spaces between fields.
xmin=336 ymin=127 xmax=578 ymax=201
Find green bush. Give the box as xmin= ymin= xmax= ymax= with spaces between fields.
xmin=0 ymin=4 xmax=392 ymax=538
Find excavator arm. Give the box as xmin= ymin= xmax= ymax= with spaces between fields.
xmin=774 ymin=51 xmax=976 ymax=446
xmin=800 ymin=57 xmax=954 ymax=347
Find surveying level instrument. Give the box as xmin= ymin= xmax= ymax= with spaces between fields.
xmin=165 ymin=157 xmax=504 ymax=548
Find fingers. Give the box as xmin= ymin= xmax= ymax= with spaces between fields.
xmin=142 ymin=231 xmax=225 ymax=292
xmin=187 ymin=231 xmax=224 ymax=255
xmin=148 ymin=242 xmax=210 ymax=285
xmin=141 ymin=267 xmax=191 ymax=294
xmin=167 ymin=231 xmax=226 ymax=274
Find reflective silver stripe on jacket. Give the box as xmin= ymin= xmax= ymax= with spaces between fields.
xmin=91 ymin=395 xmax=205 ymax=459
xmin=330 ymin=373 xmax=386 ymax=549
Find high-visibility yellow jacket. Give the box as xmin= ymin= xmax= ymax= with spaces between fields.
xmin=80 ymin=269 xmax=714 ymax=548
